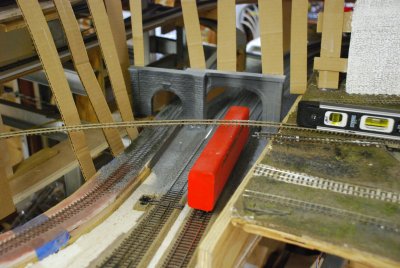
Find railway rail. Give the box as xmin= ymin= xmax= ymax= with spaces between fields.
xmin=253 ymin=164 xmax=400 ymax=204
xmin=242 ymin=190 xmax=400 ymax=234
xmin=161 ymin=210 xmax=212 ymax=268
xmin=98 ymin=93 xmax=262 ymax=268
xmin=0 ymin=104 xmax=182 ymax=263
xmin=253 ymin=132 xmax=400 ymax=148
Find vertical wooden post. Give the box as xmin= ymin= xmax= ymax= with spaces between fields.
xmin=259 ymin=0 xmax=284 ymax=75
xmin=130 ymin=0 xmax=145 ymax=67
xmin=217 ymin=0 xmax=236 ymax=71
xmin=318 ymin=0 xmax=344 ymax=89
xmin=181 ymin=0 xmax=206 ymax=69
xmin=87 ymin=0 xmax=138 ymax=140
xmin=290 ymin=0 xmax=308 ymax=94
xmin=17 ymin=0 xmax=96 ymax=180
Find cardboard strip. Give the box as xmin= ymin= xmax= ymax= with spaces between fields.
xmin=0 ymin=115 xmax=15 ymax=220
xmin=314 ymin=57 xmax=348 ymax=73
xmin=87 ymin=0 xmax=138 ymax=140
xmin=317 ymin=12 xmax=352 ymax=33
xmin=104 ymin=0 xmax=133 ymax=102
xmin=53 ymin=0 xmax=124 ymax=157
xmin=290 ymin=0 xmax=308 ymax=94
xmin=181 ymin=0 xmax=206 ymax=69
xmin=317 ymin=0 xmax=344 ymax=89
xmin=217 ymin=0 xmax=236 ymax=71
xmin=130 ymin=0 xmax=145 ymax=67
xmin=259 ymin=0 xmax=284 ymax=75
xmin=16 ymin=0 xmax=96 ymax=180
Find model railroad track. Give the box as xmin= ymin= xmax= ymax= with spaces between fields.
xmin=318 ymin=98 xmax=400 ymax=106
xmin=0 ymin=105 xmax=182 ymax=260
xmin=253 ymin=164 xmax=400 ymax=204
xmin=242 ymin=190 xmax=400 ymax=234
xmin=253 ymin=132 xmax=400 ymax=148
xmin=161 ymin=210 xmax=212 ymax=268
xmin=99 ymin=93 xmax=261 ymax=268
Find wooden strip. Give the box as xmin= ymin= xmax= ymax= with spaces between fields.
xmin=53 ymin=0 xmax=124 ymax=156
xmin=314 ymin=57 xmax=348 ymax=73
xmin=317 ymin=0 xmax=345 ymax=89
xmin=181 ymin=0 xmax=206 ymax=69
xmin=16 ymin=0 xmax=96 ymax=180
xmin=0 ymin=115 xmax=15 ymax=220
xmin=317 ymin=12 xmax=352 ymax=33
xmin=217 ymin=0 xmax=236 ymax=71
xmin=259 ymin=0 xmax=284 ymax=75
xmin=104 ymin=0 xmax=133 ymax=102
xmin=130 ymin=0 xmax=145 ymax=67
xmin=290 ymin=0 xmax=308 ymax=94
xmin=87 ymin=0 xmax=138 ymax=140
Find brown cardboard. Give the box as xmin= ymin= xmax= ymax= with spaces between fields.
xmin=290 ymin=0 xmax=308 ymax=94
xmin=87 ymin=0 xmax=138 ymax=140
xmin=181 ymin=0 xmax=206 ymax=69
xmin=104 ymin=0 xmax=133 ymax=103
xmin=0 ymin=115 xmax=15 ymax=220
xmin=317 ymin=12 xmax=352 ymax=33
xmin=16 ymin=0 xmax=96 ymax=180
xmin=314 ymin=57 xmax=348 ymax=73
xmin=217 ymin=0 xmax=236 ymax=71
xmin=130 ymin=0 xmax=145 ymax=67
xmin=259 ymin=0 xmax=284 ymax=75
xmin=317 ymin=0 xmax=344 ymax=89
xmin=53 ymin=0 xmax=124 ymax=157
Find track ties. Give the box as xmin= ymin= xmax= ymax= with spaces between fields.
xmin=253 ymin=164 xmax=400 ymax=204
xmin=243 ymin=190 xmax=400 ymax=233
xmin=162 ymin=210 xmax=212 ymax=268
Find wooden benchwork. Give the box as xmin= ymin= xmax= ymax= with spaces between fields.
xmin=9 ymin=129 xmax=119 ymax=205
xmin=199 ymin=80 xmax=400 ymax=267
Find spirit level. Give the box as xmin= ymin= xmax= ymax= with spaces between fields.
xmin=297 ymin=101 xmax=400 ymax=140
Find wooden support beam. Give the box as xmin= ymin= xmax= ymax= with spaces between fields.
xmin=16 ymin=0 xmax=96 ymax=180
xmin=317 ymin=0 xmax=345 ymax=89
xmin=317 ymin=12 xmax=352 ymax=33
xmin=104 ymin=0 xmax=133 ymax=103
xmin=87 ymin=0 xmax=138 ymax=140
xmin=314 ymin=57 xmax=348 ymax=73
xmin=130 ymin=0 xmax=145 ymax=67
xmin=290 ymin=0 xmax=308 ymax=94
xmin=217 ymin=0 xmax=236 ymax=71
xmin=259 ymin=0 xmax=284 ymax=75
xmin=181 ymin=0 xmax=206 ymax=69
xmin=53 ymin=0 xmax=124 ymax=157
xmin=0 ymin=115 xmax=15 ymax=220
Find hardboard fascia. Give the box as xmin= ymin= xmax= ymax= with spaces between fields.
xmin=259 ymin=0 xmax=284 ymax=75
xmin=87 ymin=0 xmax=138 ymax=140
xmin=53 ymin=0 xmax=124 ymax=156
xmin=130 ymin=0 xmax=145 ymax=67
xmin=181 ymin=0 xmax=206 ymax=69
xmin=16 ymin=0 xmax=96 ymax=180
xmin=217 ymin=0 xmax=236 ymax=71
xmin=317 ymin=0 xmax=345 ymax=89
xmin=290 ymin=0 xmax=308 ymax=94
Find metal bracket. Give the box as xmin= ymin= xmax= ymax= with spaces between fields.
xmin=129 ymin=66 xmax=285 ymax=121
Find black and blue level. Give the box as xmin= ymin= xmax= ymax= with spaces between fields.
xmin=297 ymin=101 xmax=400 ymax=141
